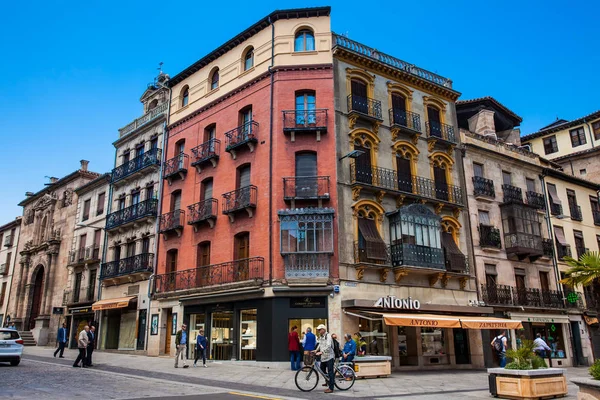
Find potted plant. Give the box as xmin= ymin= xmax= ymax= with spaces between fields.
xmin=488 ymin=340 xmax=567 ymax=399
xmin=571 ymin=359 xmax=600 ymax=398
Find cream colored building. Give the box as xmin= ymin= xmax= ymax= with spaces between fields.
xmin=521 ymin=110 xmax=600 ymax=184
xmin=97 ymin=75 xmax=168 ymax=352
xmin=0 ymin=218 xmax=22 ymax=327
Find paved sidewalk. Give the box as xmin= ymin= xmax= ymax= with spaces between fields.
xmin=24 ymin=346 xmax=589 ymax=399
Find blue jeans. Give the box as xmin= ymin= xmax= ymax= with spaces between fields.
xmin=343 ymin=354 xmax=354 ymax=363
xmin=499 ymin=352 xmax=507 ymax=368
xmin=290 ymin=351 xmax=301 ymax=370
xmin=325 ymin=358 xmax=335 ymax=391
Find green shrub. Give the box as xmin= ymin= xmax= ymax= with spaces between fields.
xmin=504 ymin=340 xmax=548 ymax=370
xmin=589 ymin=360 xmax=600 ymax=380
xmin=531 ymin=356 xmax=547 ymax=370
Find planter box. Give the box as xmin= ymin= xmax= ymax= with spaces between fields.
xmin=354 ymin=356 xmax=391 ymax=378
xmin=488 ymin=368 xmax=567 ymax=399
xmin=571 ymin=377 xmax=600 ymax=399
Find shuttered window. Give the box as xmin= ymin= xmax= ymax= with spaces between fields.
xmin=97 ymin=192 xmax=105 ymax=215
xmin=82 ymin=199 xmax=91 ymax=221
xmin=358 ymin=218 xmax=387 ymax=261
xmin=202 ymin=179 xmax=213 ymax=201
xmin=238 ymin=166 xmax=251 ymax=189
xmin=473 ymin=163 xmax=484 ymax=178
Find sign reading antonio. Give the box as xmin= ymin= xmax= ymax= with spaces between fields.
xmin=374 ymin=296 xmax=420 ymax=310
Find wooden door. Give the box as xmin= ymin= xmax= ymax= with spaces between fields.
xmin=235 ymin=233 xmax=250 ymax=281
xmin=29 ymin=267 xmax=44 ymax=330
xmin=295 ymin=153 xmax=318 ymax=197
xmin=79 ymin=234 xmax=87 ymax=261
xmin=427 ymin=106 xmax=441 ymax=137
xmin=396 ymin=156 xmax=413 ymax=193
xmin=515 ymin=274 xmax=527 ymax=304
xmin=171 ymin=191 xmax=181 ymax=212
xmin=354 ymin=145 xmax=372 ymax=185
xmin=391 ymin=93 xmax=407 ymax=125
xmin=197 ymin=242 xmax=211 ymax=287
xmin=351 ymin=79 xmax=368 ymax=114
xmin=165 ymin=309 xmax=172 ymax=355
xmin=434 ymin=165 xmax=449 ymax=201
xmin=237 ymin=166 xmax=251 ymax=207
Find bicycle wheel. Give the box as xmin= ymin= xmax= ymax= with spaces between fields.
xmin=334 ymin=365 xmax=356 ymax=391
xmin=295 ymin=366 xmax=319 ymax=392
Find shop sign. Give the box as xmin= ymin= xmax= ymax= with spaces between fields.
xmin=71 ymin=308 xmax=91 ymax=315
xmin=525 ymin=317 xmax=560 ymax=323
xmin=290 ymin=297 xmax=326 ymax=308
xmin=374 ymin=296 xmax=420 ymax=310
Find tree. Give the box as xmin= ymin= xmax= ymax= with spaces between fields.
xmin=560 ymin=251 xmax=600 ymax=312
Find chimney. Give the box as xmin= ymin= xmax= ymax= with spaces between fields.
xmin=468 ymin=109 xmax=496 ymax=136
xmin=49 ymin=177 xmax=58 ymax=183
xmin=80 ymin=160 xmax=89 ymax=171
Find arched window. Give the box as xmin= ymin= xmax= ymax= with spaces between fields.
xmin=181 ymin=86 xmax=189 ymax=107
xmin=148 ymin=99 xmax=158 ymax=111
xmin=210 ymin=68 xmax=219 ymax=90
xmin=295 ymin=91 xmax=316 ymax=125
xmin=243 ymin=47 xmax=254 ymax=71
xmin=353 ymin=201 xmax=387 ymax=264
xmin=294 ymin=29 xmax=315 ymax=52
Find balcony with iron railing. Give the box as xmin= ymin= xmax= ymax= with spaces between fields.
xmin=593 ymin=210 xmax=600 ymax=226
xmin=350 ymin=163 xmax=464 ymax=206
xmin=390 ymin=242 xmax=445 ymax=270
xmin=479 ymin=224 xmax=501 ymax=249
xmin=542 ymin=239 xmax=554 ymax=258
xmin=557 ymin=244 xmax=572 ymax=260
xmin=504 ymin=232 xmax=543 ymax=260
xmin=283 ymin=176 xmax=330 ymax=203
xmin=473 ymin=176 xmax=495 ymax=198
xmin=354 ymin=241 xmax=390 ymax=266
xmin=550 ymin=202 xmax=563 ymax=216
xmin=225 ymin=121 xmax=258 ymax=158
xmin=584 ymin=290 xmax=599 ymax=311
xmin=188 ymin=199 xmax=218 ymax=230
xmin=282 ymin=109 xmax=328 ymax=140
xmin=502 ymin=184 xmax=523 ymax=204
xmin=159 ymin=210 xmax=184 ymax=237
xmin=119 ymin=101 xmax=168 ymax=138
xmin=153 ymin=257 xmax=264 ymax=295
xmin=3 ymin=235 xmax=13 ymax=247
xmin=389 ymin=109 xmax=421 ymax=134
xmin=570 ymin=204 xmax=583 ymax=221
xmin=481 ymin=284 xmax=565 ymax=308
xmin=526 ymin=191 xmax=545 ymax=210
xmin=105 ymin=199 xmax=159 ymax=231
xmin=63 ymin=285 xmax=96 ymax=306
xmin=283 ymin=253 xmax=331 ymax=280
xmin=222 ymin=185 xmax=258 ymax=222
xmin=425 ymin=121 xmax=457 ymax=145
xmin=100 ymin=253 xmax=154 ymax=281
xmin=163 ymin=153 xmax=189 ymax=184
xmin=111 ymin=147 xmax=161 ymax=185
xmin=68 ymin=245 xmax=101 ymax=266
xmin=347 ymin=95 xmax=382 ymax=121
xmin=191 ymin=139 xmax=220 ymax=173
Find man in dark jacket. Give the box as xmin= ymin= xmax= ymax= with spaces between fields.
xmin=84 ymin=326 xmax=96 ymax=366
xmin=54 ymin=322 xmax=68 ymax=358
xmin=194 ymin=328 xmax=208 ymax=367
xmin=174 ymin=324 xmax=189 ymax=368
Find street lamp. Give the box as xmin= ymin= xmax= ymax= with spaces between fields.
xmin=338 ymin=150 xmax=365 ymax=161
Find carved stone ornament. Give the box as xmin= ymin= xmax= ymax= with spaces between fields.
xmin=459 ymin=276 xmax=469 ymax=290
xmin=372 ymin=121 xmax=382 ymax=136
xmin=352 ymin=187 xmax=362 ymax=201
xmin=62 ymin=189 xmax=74 ymax=207
xmin=434 ymin=203 xmax=444 ymax=215
xmin=453 ymin=208 xmax=461 ymax=219
xmin=396 ymin=195 xmax=406 ymax=208
xmin=355 ymin=267 xmax=365 ymax=280
xmin=429 ymin=272 xmax=444 ymax=287
xmin=427 ymin=139 xmax=437 ymax=152
xmin=440 ymin=273 xmax=450 ymax=288
xmin=376 ymin=191 xmax=385 ymax=204
xmin=391 ymin=127 xmax=401 ymax=142
xmin=411 ymin=133 xmax=421 ymax=145
xmin=446 ymin=144 xmax=456 ymax=156
xmin=380 ymin=268 xmax=390 ymax=282
xmin=33 ymin=193 xmax=58 ymax=211
xmin=348 ymin=114 xmax=359 ymax=130
xmin=394 ymin=269 xmax=408 ymax=283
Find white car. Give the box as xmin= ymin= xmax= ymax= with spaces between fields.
xmin=0 ymin=328 xmax=24 ymax=366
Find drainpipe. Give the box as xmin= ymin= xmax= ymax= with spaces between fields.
xmin=584 ymin=119 xmax=596 ymax=149
xmin=268 ymin=16 xmax=275 ymax=284
xmin=539 ymin=173 xmax=562 ymax=297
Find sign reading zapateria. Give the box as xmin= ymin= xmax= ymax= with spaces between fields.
xmin=374 ymin=296 xmax=420 ymax=310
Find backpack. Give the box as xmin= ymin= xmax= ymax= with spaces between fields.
xmin=331 ymin=335 xmax=342 ymax=358
xmin=493 ymin=336 xmax=504 ymax=353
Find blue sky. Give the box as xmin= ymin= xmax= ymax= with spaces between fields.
xmin=0 ymin=0 xmax=598 ymax=224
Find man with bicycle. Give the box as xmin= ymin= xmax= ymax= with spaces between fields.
xmin=315 ymin=324 xmax=335 ymax=394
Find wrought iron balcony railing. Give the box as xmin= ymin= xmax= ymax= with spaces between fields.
xmin=225 ymin=121 xmax=258 ymax=152
xmin=570 ymin=204 xmax=583 ymax=221
xmin=347 ymin=95 xmax=382 ymax=120
xmin=584 ymin=291 xmax=599 ymax=310
xmin=282 ymin=109 xmax=328 ymax=132
xmin=354 ymin=241 xmax=390 ymax=266
xmin=283 ymin=176 xmax=330 ymax=201
xmin=504 ymin=232 xmax=543 ymax=256
xmin=111 ymin=148 xmax=161 ymax=184
xmin=388 ymin=109 xmax=421 ymax=132
xmin=550 ymin=202 xmax=563 ymax=216
xmin=159 ymin=210 xmax=184 ymax=233
xmin=153 ymin=257 xmax=264 ymax=294
xmin=191 ymin=139 xmax=220 ymax=169
xmin=69 ymin=245 xmax=101 ymax=265
xmin=564 ymin=290 xmax=585 ymax=309
xmin=576 ymin=247 xmax=589 ymax=259
xmin=390 ymin=242 xmax=445 ymax=270
xmin=445 ymin=253 xmax=469 ymax=273
xmin=222 ymin=185 xmax=257 ymax=214
xmin=100 ymin=253 xmax=154 ymax=280
xmin=593 ymin=210 xmax=600 ymax=226
xmin=502 ymin=184 xmax=523 ymax=204
xmin=479 ymin=224 xmax=501 ymax=249
xmin=119 ymin=101 xmax=168 ymax=137
xmin=542 ymin=239 xmax=554 ymax=258
xmin=481 ymin=284 xmax=565 ymax=308
xmin=425 ymin=121 xmax=457 ymax=144
xmin=105 ymin=199 xmax=159 ymax=230
xmin=188 ymin=199 xmax=218 ymax=226
xmin=526 ymin=191 xmax=545 ymax=210
xmin=350 ymin=163 xmax=464 ymax=206
xmin=163 ymin=153 xmax=189 ymax=180
xmin=557 ymin=244 xmax=572 ymax=260
xmin=3 ymin=235 xmax=13 ymax=247
xmin=283 ymin=253 xmax=330 ymax=279
xmin=473 ymin=176 xmax=495 ymax=198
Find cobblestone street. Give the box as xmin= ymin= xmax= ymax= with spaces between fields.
xmin=0 ymin=346 xmax=590 ymax=399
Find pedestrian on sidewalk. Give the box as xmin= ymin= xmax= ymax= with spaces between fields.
xmin=85 ymin=326 xmax=96 ymax=367
xmin=54 ymin=322 xmax=68 ymax=358
xmin=533 ymin=333 xmax=552 ymax=359
xmin=491 ymin=330 xmax=508 ymax=368
xmin=315 ymin=324 xmax=334 ymax=394
xmin=302 ymin=327 xmax=316 ymax=365
xmin=73 ymin=326 xmax=89 ymax=368
xmin=194 ymin=328 xmax=208 ymax=368
xmin=342 ymin=333 xmax=356 ymax=363
xmin=9 ymin=322 xmax=16 ymax=330
xmin=174 ymin=324 xmax=189 ymax=368
xmin=288 ymin=325 xmax=301 ymax=371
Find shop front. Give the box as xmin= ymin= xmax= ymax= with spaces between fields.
xmin=343 ymin=297 xmax=521 ymax=370
xmin=67 ymin=306 xmax=96 ymax=349
xmin=93 ymin=296 xmax=146 ymax=351
xmin=180 ymin=294 xmax=329 ymax=362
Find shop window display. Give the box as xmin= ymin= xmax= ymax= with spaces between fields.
xmin=421 ymin=327 xmax=447 ymax=364
xmin=289 ymin=318 xmax=327 ymax=342
xmin=398 ymin=326 xmax=419 ymax=366
xmin=189 ymin=313 xmax=205 ymax=359
xmin=211 ymin=311 xmax=233 ymax=360
xmin=358 ymin=318 xmax=389 ymax=356
xmin=240 ymin=309 xmax=257 ymax=360
xmin=518 ymin=323 xmax=566 ymax=358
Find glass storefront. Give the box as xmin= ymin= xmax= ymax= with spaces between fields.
xmin=240 ymin=309 xmax=257 ymax=360
xmin=289 ymin=318 xmax=327 ymax=337
xmin=358 ymin=318 xmax=389 ymax=356
xmin=519 ymin=322 xmax=567 ymax=358
xmin=398 ymin=326 xmax=419 ymax=366
xmin=211 ymin=311 xmax=233 ymax=360
xmin=189 ymin=312 xmax=205 ymax=359
xmin=421 ymin=327 xmax=448 ymax=364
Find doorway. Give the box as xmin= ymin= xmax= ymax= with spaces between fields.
xmin=453 ymin=328 xmax=470 ymax=364
xmin=29 ymin=266 xmax=45 ymax=330
xmin=105 ymin=311 xmax=120 ymax=350
xmin=570 ymin=321 xmax=584 ymax=366
xmin=165 ymin=309 xmax=172 ymax=354
xmin=137 ymin=309 xmax=147 ymax=350
xmin=211 ymin=311 xmax=234 ymax=360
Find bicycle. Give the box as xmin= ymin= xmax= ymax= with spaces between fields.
xmin=294 ymin=354 xmax=356 ymax=392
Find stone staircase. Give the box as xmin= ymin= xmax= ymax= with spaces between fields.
xmin=19 ymin=331 xmax=37 ymax=346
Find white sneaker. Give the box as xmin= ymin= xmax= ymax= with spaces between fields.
xmin=203 ymin=364 xmax=207 ymax=368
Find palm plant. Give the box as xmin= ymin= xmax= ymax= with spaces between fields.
xmin=560 ymin=251 xmax=600 ymax=312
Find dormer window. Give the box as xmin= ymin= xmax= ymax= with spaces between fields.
xmin=148 ymin=99 xmax=158 ymax=111
xmin=181 ymin=86 xmax=189 ymax=107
